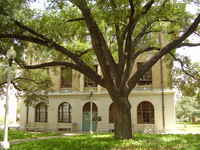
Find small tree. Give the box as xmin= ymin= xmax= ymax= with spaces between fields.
xmin=176 ymin=97 xmax=200 ymax=122
xmin=173 ymin=60 xmax=200 ymax=122
xmin=0 ymin=0 xmax=200 ymax=139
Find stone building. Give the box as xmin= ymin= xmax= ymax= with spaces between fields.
xmin=19 ymin=54 xmax=176 ymax=133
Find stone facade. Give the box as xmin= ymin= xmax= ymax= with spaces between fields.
xmin=19 ymin=57 xmax=176 ymax=133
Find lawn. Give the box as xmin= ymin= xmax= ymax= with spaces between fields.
xmin=1 ymin=124 xmax=200 ymax=150
xmin=10 ymin=133 xmax=200 ymax=150
xmin=0 ymin=129 xmax=61 ymax=140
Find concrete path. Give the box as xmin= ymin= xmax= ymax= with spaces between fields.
xmin=10 ymin=133 xmax=80 ymax=145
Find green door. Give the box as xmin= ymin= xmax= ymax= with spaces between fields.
xmin=82 ymin=102 xmax=98 ymax=132
xmin=82 ymin=112 xmax=97 ymax=132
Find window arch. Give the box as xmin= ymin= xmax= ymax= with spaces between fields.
xmin=58 ymin=102 xmax=72 ymax=123
xmin=137 ymin=101 xmax=154 ymax=124
xmin=109 ymin=103 xmax=118 ymax=123
xmin=83 ymin=102 xmax=97 ymax=112
xmin=35 ymin=102 xmax=48 ymax=122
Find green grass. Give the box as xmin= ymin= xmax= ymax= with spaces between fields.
xmin=0 ymin=129 xmax=61 ymax=140
xmin=10 ymin=134 xmax=200 ymax=150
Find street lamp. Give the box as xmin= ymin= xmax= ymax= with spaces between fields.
xmin=0 ymin=46 xmax=16 ymax=150
xmin=89 ymin=91 xmax=93 ymax=134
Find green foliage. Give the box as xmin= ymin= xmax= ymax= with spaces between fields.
xmin=173 ymin=59 xmax=200 ymax=97
xmin=1 ymin=0 xmax=195 ymax=62
xmin=176 ymin=96 xmax=200 ymax=122
xmin=9 ymin=133 xmax=200 ymax=150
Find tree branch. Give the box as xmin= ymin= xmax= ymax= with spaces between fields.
xmin=132 ymin=19 xmax=157 ymax=48
xmin=21 ymin=61 xmax=104 ymax=87
xmin=109 ymin=0 xmax=123 ymax=67
xmin=65 ymin=17 xmax=85 ymax=23
xmin=141 ymin=0 xmax=155 ymax=16
xmin=169 ymin=52 xmax=200 ymax=80
xmin=76 ymin=48 xmax=93 ymax=57
xmin=194 ymin=31 xmax=200 ymax=37
xmin=177 ymin=42 xmax=200 ymax=48
xmin=13 ymin=20 xmax=49 ymax=41
xmin=133 ymin=47 xmax=160 ymax=58
xmin=0 ymin=33 xmax=105 ymax=85
xmin=132 ymin=18 xmax=177 ymax=49
xmin=16 ymin=78 xmax=42 ymax=86
xmin=128 ymin=13 xmax=200 ymax=91
xmin=10 ymin=19 xmax=93 ymax=68
xmin=11 ymin=81 xmax=23 ymax=91
xmin=0 ymin=81 xmax=7 ymax=87
xmin=0 ymin=77 xmax=45 ymax=88
xmin=71 ymin=0 xmax=120 ymax=89
xmin=120 ymin=0 xmax=155 ymax=90
xmin=119 ymin=0 xmax=137 ymax=88
xmin=128 ymin=0 xmax=135 ymax=14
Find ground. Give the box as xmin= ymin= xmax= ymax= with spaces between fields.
xmin=9 ymin=134 xmax=200 ymax=150
xmin=0 ymin=123 xmax=200 ymax=150
xmin=176 ymin=122 xmax=200 ymax=133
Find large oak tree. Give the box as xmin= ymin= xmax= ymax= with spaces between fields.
xmin=0 ymin=0 xmax=200 ymax=139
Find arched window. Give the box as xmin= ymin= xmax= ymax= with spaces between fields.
xmin=109 ymin=103 xmax=118 ymax=123
xmin=35 ymin=102 xmax=48 ymax=122
xmin=58 ymin=102 xmax=72 ymax=123
xmin=137 ymin=101 xmax=154 ymax=124
xmin=83 ymin=102 xmax=97 ymax=112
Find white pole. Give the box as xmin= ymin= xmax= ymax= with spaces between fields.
xmin=1 ymin=46 xmax=16 ymax=150
xmin=90 ymin=92 xmax=93 ymax=134
xmin=0 ymin=65 xmax=11 ymax=149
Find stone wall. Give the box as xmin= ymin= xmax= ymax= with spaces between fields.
xmin=19 ymin=90 xmax=175 ymax=133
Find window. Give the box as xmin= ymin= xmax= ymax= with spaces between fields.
xmin=137 ymin=101 xmax=154 ymax=124
xmin=58 ymin=102 xmax=72 ymax=123
xmin=137 ymin=62 xmax=152 ymax=85
xmin=84 ymin=65 xmax=97 ymax=87
xmin=61 ymin=67 xmax=72 ymax=88
xmin=83 ymin=102 xmax=97 ymax=112
xmin=35 ymin=103 xmax=48 ymax=122
xmin=109 ymin=103 xmax=118 ymax=123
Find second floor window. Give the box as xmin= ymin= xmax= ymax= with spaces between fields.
xmin=137 ymin=62 xmax=152 ymax=85
xmin=61 ymin=67 xmax=72 ymax=88
xmin=84 ymin=65 xmax=97 ymax=87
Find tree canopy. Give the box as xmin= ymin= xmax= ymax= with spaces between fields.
xmin=176 ymin=96 xmax=200 ymax=122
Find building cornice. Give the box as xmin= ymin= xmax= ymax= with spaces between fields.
xmin=46 ymin=88 xmax=175 ymax=97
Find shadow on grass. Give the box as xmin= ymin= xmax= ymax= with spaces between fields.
xmin=0 ymin=129 xmax=61 ymax=141
xmin=10 ymin=133 xmax=200 ymax=150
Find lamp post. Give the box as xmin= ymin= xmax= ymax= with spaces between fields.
xmin=89 ymin=91 xmax=93 ymax=134
xmin=0 ymin=46 xmax=16 ymax=150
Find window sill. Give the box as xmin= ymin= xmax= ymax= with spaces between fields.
xmin=137 ymin=123 xmax=155 ymax=125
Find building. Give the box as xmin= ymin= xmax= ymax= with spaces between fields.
xmin=19 ymin=54 xmax=176 ymax=133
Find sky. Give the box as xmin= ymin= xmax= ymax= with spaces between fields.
xmin=30 ymin=0 xmax=200 ymax=63
xmin=177 ymin=4 xmax=200 ymax=63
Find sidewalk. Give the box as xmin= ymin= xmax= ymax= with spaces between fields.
xmin=10 ymin=133 xmax=80 ymax=145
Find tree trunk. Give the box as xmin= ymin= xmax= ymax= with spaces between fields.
xmin=113 ymin=96 xmax=133 ymax=139
xmin=192 ymin=116 xmax=196 ymax=123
